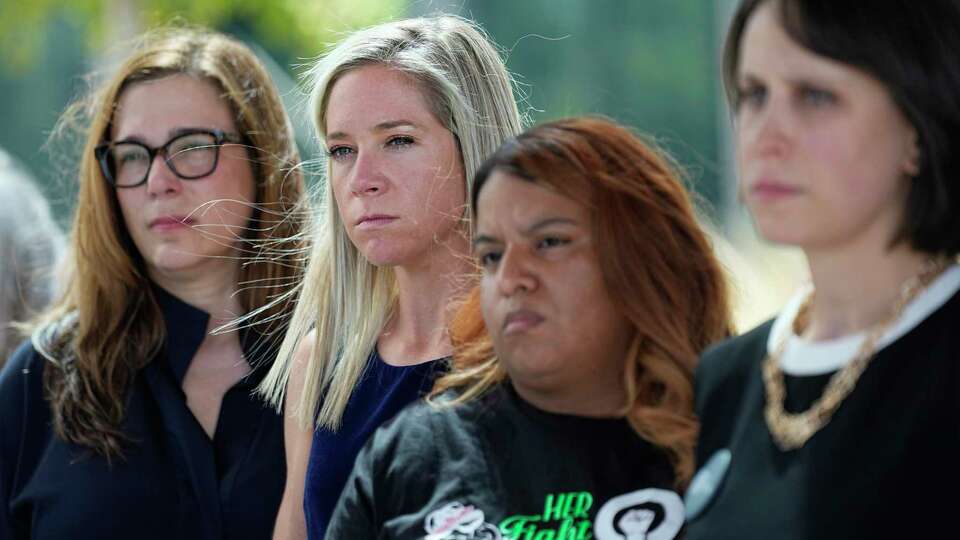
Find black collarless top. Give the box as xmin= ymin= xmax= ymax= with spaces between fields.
xmin=0 ymin=286 xmax=285 ymax=540
xmin=687 ymin=288 xmax=960 ymax=539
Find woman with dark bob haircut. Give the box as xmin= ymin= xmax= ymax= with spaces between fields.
xmin=686 ymin=1 xmax=960 ymax=538
xmin=327 ymin=117 xmax=732 ymax=539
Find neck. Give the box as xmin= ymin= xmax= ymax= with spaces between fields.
xmin=512 ymin=377 xmax=628 ymax=419
xmin=149 ymin=263 xmax=244 ymax=328
xmin=803 ymin=238 xmax=928 ymax=341
xmin=379 ymin=234 xmax=473 ymax=365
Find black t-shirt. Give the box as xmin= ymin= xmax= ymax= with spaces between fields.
xmin=687 ymin=288 xmax=960 ymax=539
xmin=328 ymin=383 xmax=685 ymax=540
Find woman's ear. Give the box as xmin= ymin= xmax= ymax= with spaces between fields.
xmin=903 ymin=128 xmax=921 ymax=178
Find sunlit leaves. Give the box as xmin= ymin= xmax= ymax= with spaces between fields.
xmin=0 ymin=0 xmax=403 ymax=73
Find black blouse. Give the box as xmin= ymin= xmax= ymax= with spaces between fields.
xmin=0 ymin=286 xmax=285 ymax=540
xmin=687 ymin=287 xmax=960 ymax=539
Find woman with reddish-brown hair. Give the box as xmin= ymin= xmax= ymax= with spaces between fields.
xmin=326 ymin=116 xmax=732 ymax=539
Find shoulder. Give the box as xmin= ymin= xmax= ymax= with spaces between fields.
xmin=337 ymin=392 xmax=488 ymax=530
xmin=371 ymin=392 xmax=480 ymax=456
xmin=286 ymin=329 xmax=316 ymax=399
xmin=0 ymin=339 xmax=47 ymax=412
xmin=0 ymin=340 xmax=51 ymax=480
xmin=355 ymin=390 xmax=488 ymax=487
xmin=692 ymin=320 xmax=772 ymax=465
xmin=695 ymin=319 xmax=773 ymax=406
xmin=2 ymin=312 xmax=83 ymax=442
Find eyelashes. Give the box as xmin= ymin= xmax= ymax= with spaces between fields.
xmin=475 ymin=236 xmax=572 ymax=271
xmin=735 ymin=81 xmax=838 ymax=112
xmin=327 ymin=135 xmax=416 ymax=162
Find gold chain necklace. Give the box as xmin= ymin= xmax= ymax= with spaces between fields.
xmin=762 ymin=258 xmax=950 ymax=451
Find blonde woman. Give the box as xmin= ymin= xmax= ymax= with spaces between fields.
xmin=0 ymin=28 xmax=304 ymax=539
xmin=260 ymin=16 xmax=522 ymax=539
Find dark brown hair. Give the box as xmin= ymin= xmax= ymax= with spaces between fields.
xmin=724 ymin=0 xmax=960 ymax=256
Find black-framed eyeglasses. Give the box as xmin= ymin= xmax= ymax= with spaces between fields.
xmin=95 ymin=128 xmax=243 ymax=188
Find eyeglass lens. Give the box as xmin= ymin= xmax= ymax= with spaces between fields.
xmin=107 ymin=132 xmax=222 ymax=187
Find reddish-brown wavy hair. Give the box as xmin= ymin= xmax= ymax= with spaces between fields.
xmin=431 ymin=116 xmax=733 ymax=488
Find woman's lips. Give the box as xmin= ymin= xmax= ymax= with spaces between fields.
xmin=749 ymin=179 xmax=801 ymax=202
xmin=502 ymin=309 xmax=545 ymax=335
xmin=356 ymin=215 xmax=398 ymax=229
xmin=149 ymin=216 xmax=194 ymax=231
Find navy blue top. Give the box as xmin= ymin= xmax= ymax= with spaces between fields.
xmin=304 ymin=350 xmax=444 ymax=539
xmin=0 ymin=285 xmax=286 ymax=540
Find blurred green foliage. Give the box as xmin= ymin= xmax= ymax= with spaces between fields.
xmin=1 ymin=0 xmax=729 ymax=224
xmin=0 ymin=0 xmax=403 ymax=221
xmin=448 ymin=0 xmax=725 ymax=214
xmin=0 ymin=0 xmax=403 ymax=73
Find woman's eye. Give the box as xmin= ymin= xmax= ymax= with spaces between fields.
xmin=119 ymin=151 xmax=147 ymax=164
xmin=799 ymin=86 xmax=836 ymax=107
xmin=537 ymin=237 xmax=568 ymax=250
xmin=328 ymin=146 xmax=354 ymax=160
xmin=478 ymin=251 xmax=502 ymax=268
xmin=386 ymin=135 xmax=414 ymax=148
xmin=737 ymin=84 xmax=767 ymax=109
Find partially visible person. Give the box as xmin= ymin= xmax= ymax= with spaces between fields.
xmin=328 ymin=117 xmax=733 ymax=539
xmin=259 ymin=16 xmax=522 ymax=540
xmin=0 ymin=27 xmax=304 ymax=539
xmin=686 ymin=1 xmax=960 ymax=538
xmin=0 ymin=150 xmax=64 ymax=365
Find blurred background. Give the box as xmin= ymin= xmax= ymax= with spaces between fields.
xmin=0 ymin=0 xmax=804 ymax=329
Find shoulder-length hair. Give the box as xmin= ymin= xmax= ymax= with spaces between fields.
xmin=724 ymin=0 xmax=960 ymax=256
xmin=259 ymin=15 xmax=523 ymax=430
xmin=35 ymin=27 xmax=305 ymax=460
xmin=432 ymin=117 xmax=734 ymax=488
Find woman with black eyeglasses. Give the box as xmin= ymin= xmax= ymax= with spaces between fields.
xmin=0 ymin=27 xmax=304 ymax=540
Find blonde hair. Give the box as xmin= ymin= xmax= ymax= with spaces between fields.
xmin=259 ymin=15 xmax=523 ymax=430
xmin=35 ymin=26 xmax=305 ymax=460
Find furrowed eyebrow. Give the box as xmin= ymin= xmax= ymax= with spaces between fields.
xmin=471 ymin=217 xmax=578 ymax=248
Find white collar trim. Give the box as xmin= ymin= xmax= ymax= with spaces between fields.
xmin=767 ymin=264 xmax=960 ymax=376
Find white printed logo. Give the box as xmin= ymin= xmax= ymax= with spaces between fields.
xmin=423 ymin=501 xmax=502 ymax=540
xmin=593 ymin=488 xmax=684 ymax=540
